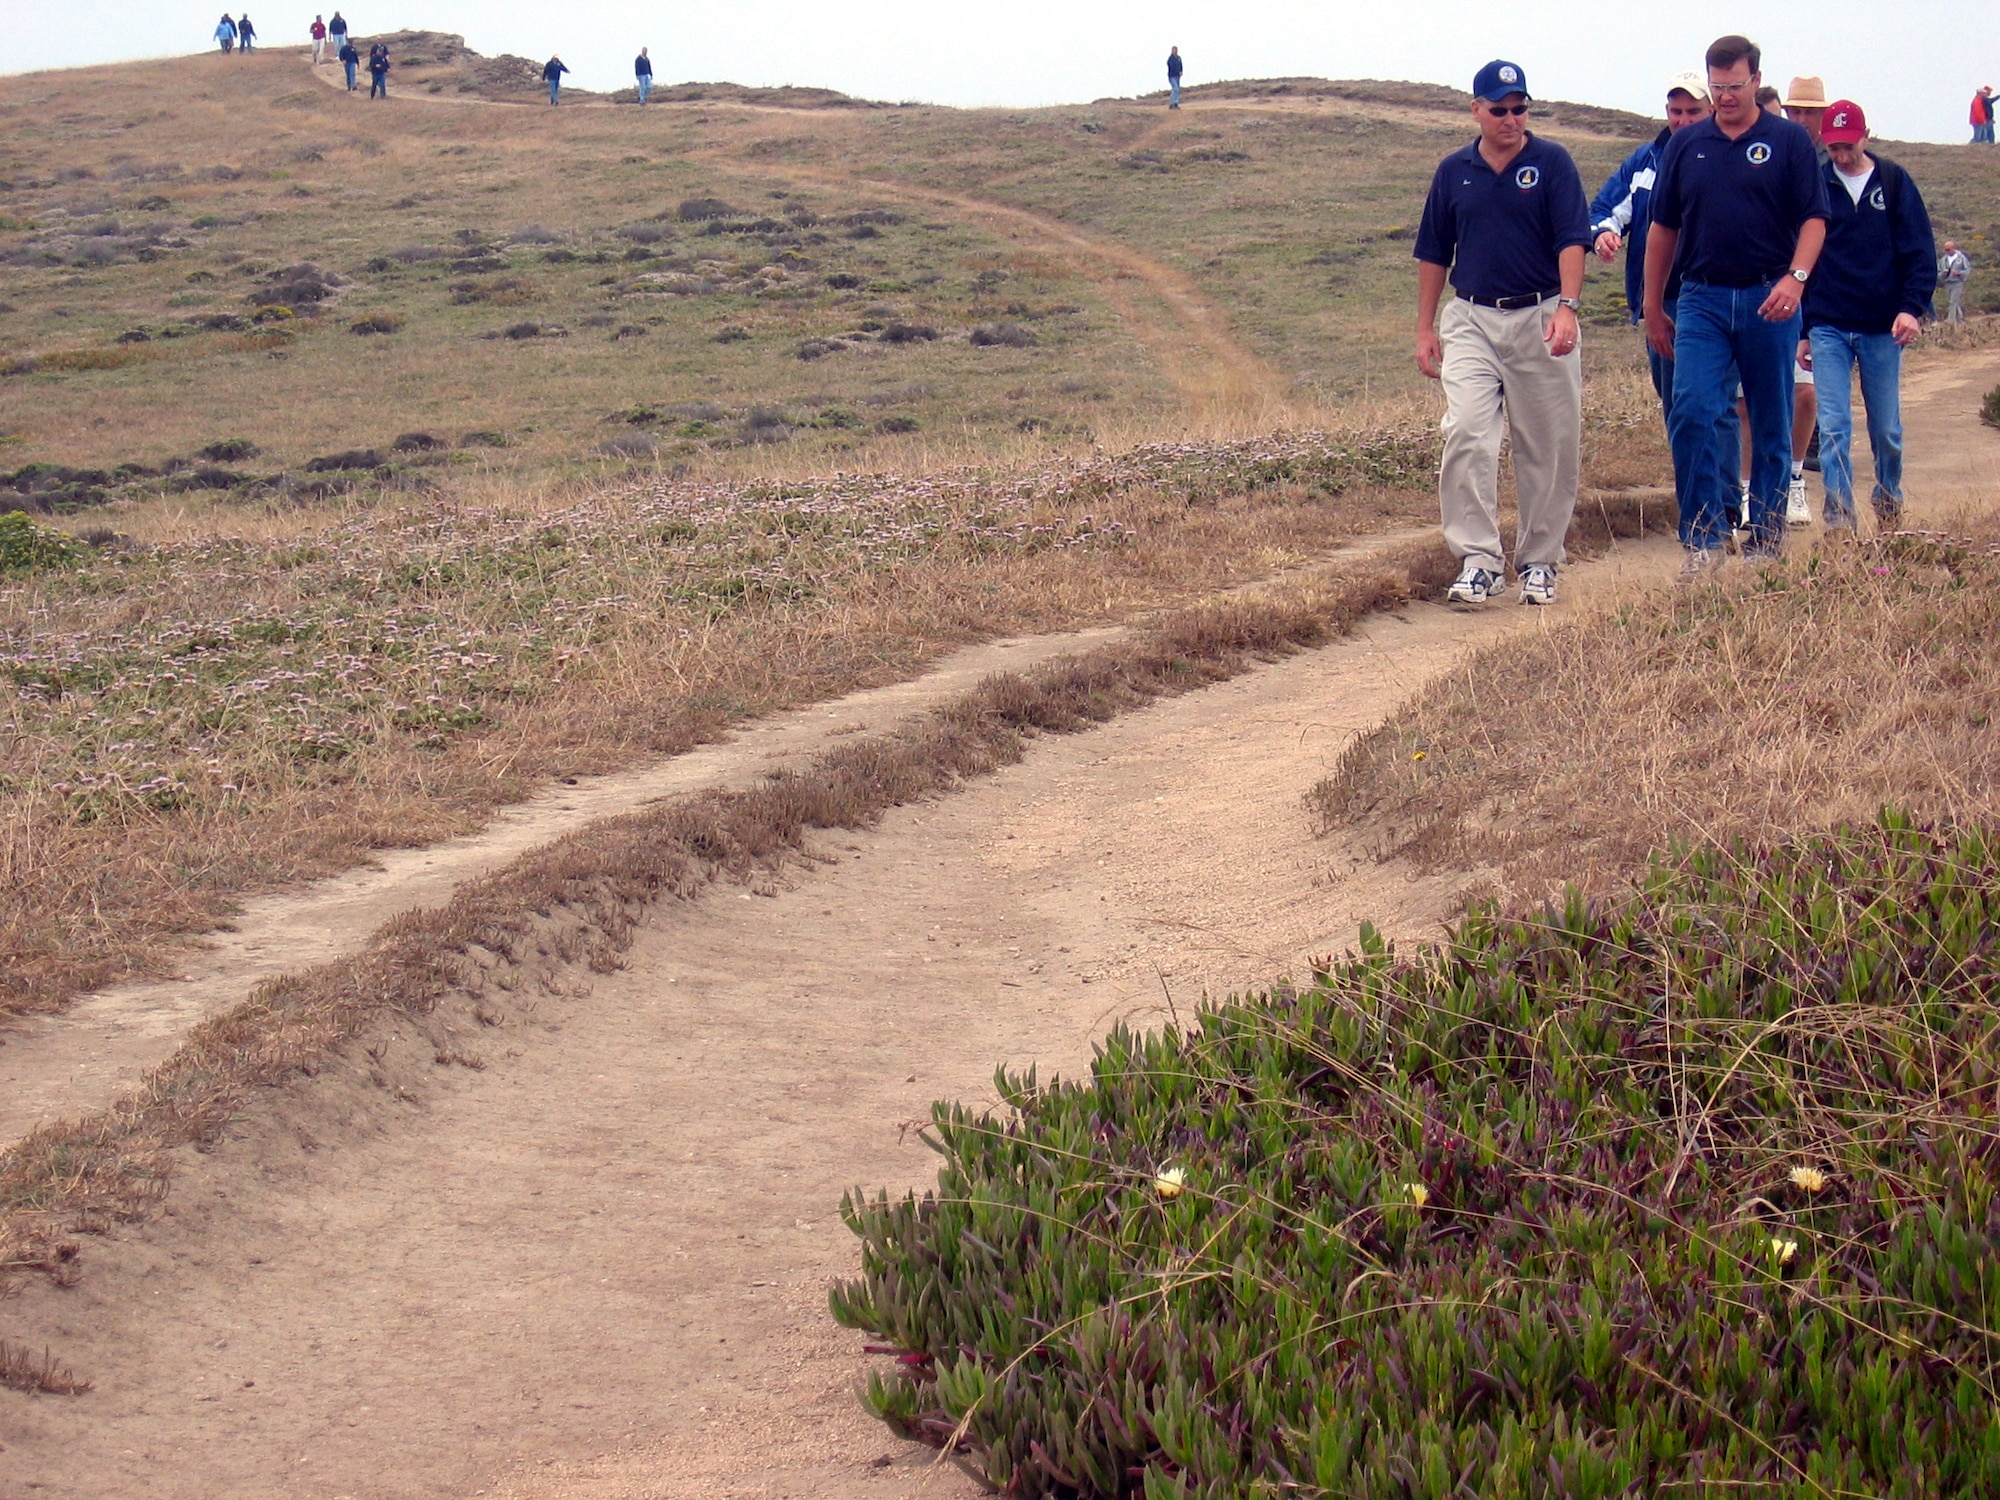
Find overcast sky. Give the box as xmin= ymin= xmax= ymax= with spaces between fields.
xmin=8 ymin=2 xmax=1994 ymax=145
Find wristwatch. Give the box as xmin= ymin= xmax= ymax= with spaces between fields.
xmin=1555 ymin=296 xmax=1583 ymax=312
xmin=1789 ymin=268 xmax=1809 ymax=284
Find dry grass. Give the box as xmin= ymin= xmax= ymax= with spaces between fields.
xmin=0 ymin=1337 xmax=91 ymax=1395
xmin=0 ymin=492 xmax=1671 ymax=1302
xmin=1312 ymin=525 xmax=2000 ymax=900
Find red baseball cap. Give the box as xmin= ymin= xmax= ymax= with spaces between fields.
xmin=1822 ymin=100 xmax=1867 ymax=143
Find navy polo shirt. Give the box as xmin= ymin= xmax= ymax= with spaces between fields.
xmin=1650 ymin=110 xmax=1829 ymax=288
xmin=1413 ymin=134 xmax=1591 ymax=301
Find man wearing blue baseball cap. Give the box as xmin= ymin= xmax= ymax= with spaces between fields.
xmin=1643 ymin=34 xmax=1828 ymax=575
xmin=1414 ymin=59 xmax=1591 ymax=607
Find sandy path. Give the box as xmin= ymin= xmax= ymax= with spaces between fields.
xmin=0 ymin=621 xmax=1135 ymax=1149
xmin=0 ymin=533 xmax=1685 ymax=1498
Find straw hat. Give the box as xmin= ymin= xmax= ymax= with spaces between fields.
xmin=1783 ymin=76 xmax=1829 ymax=109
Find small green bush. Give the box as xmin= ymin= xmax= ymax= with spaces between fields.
xmin=836 ymin=815 xmax=2000 ymax=1496
xmin=1981 ymin=383 xmax=2000 ymax=430
xmin=0 ymin=511 xmax=83 ymax=573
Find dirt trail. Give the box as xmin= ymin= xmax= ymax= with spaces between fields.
xmin=0 ymin=621 xmax=1137 ymax=1149
xmin=2 ymin=531 xmax=1690 ymax=1500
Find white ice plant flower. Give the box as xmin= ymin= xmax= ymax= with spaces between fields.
xmin=1153 ymin=1166 xmax=1186 ymax=1199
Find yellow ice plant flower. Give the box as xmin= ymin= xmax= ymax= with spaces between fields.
xmin=1153 ymin=1166 xmax=1187 ymax=1199
xmin=1404 ymin=1182 xmax=1429 ymax=1208
xmin=1769 ymin=1237 xmax=1799 ymax=1265
xmin=1790 ymin=1166 xmax=1829 ymax=1194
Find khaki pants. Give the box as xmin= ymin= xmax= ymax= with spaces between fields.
xmin=1437 ymin=296 xmax=1582 ymax=574
xmin=313 ymin=36 xmax=325 ymax=63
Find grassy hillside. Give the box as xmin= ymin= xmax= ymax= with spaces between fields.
xmin=0 ymin=37 xmax=1689 ymax=515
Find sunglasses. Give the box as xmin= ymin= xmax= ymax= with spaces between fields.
xmin=1483 ymin=103 xmax=1530 ymax=116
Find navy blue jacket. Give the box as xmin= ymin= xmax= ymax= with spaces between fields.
xmin=544 ymin=59 xmax=569 ymax=81
xmin=1167 ymin=53 xmax=1183 ymax=79
xmin=1589 ymin=129 xmax=1667 ymax=322
xmin=1804 ymin=153 xmax=1937 ymax=335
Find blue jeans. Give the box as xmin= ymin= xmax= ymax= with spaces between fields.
xmin=549 ymin=80 xmax=561 ymax=105
xmin=1668 ymin=279 xmax=1800 ymax=551
xmin=1807 ymin=327 xmax=1904 ymax=528
xmin=1169 ymin=77 xmax=1181 ymax=106
xmin=343 ymin=60 xmax=356 ymax=89
xmin=637 ymin=74 xmax=651 ymax=103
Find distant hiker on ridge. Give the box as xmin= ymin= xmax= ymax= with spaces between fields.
xmin=635 ymin=47 xmax=653 ymax=104
xmin=1939 ymin=240 xmax=1971 ymax=323
xmin=1972 ymin=86 xmax=1996 ymax=144
xmin=545 ymin=55 xmax=570 ymax=106
xmin=1644 ymin=33 xmax=1828 ymax=575
xmin=1800 ymin=98 xmax=1936 ymax=531
xmin=236 ymin=15 xmax=256 ymax=54
xmin=310 ymin=15 xmax=327 ymax=65
xmin=1167 ymin=47 xmax=1183 ymax=109
xmin=214 ymin=14 xmax=236 ymax=54
xmin=329 ymin=10 xmax=348 ymax=56
xmin=369 ymin=41 xmax=390 ymax=99
xmin=338 ymin=36 xmax=359 ymax=91
xmin=1413 ymin=58 xmax=1589 ymax=609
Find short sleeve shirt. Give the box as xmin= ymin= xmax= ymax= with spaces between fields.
xmin=1413 ymin=134 xmax=1591 ymax=301
xmin=1650 ymin=111 xmax=1829 ymax=287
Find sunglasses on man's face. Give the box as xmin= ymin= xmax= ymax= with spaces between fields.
xmin=1484 ymin=103 xmax=1530 ymax=116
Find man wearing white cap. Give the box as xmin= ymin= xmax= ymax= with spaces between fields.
xmin=1591 ymin=71 xmax=1712 ymax=427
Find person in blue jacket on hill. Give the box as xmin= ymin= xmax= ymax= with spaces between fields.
xmin=1590 ymin=71 xmax=1712 ymax=424
xmin=214 ymin=14 xmax=237 ymax=53
xmin=1799 ymin=99 xmax=1937 ymax=530
xmin=544 ymin=55 xmax=570 ymax=106
xmin=339 ymin=37 xmax=359 ymax=91
xmin=1167 ymin=47 xmax=1183 ymax=109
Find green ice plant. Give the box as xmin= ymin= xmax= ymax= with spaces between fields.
xmin=834 ymin=812 xmax=2000 ymax=1497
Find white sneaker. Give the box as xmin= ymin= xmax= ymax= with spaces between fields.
xmin=1446 ymin=562 xmax=1499 ymax=607
xmin=1786 ymin=474 xmax=1812 ymax=526
xmin=1518 ymin=564 xmax=1557 ymax=606
xmin=1676 ymin=548 xmax=1722 ymax=586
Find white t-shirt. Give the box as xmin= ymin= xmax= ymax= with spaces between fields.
xmin=1836 ymin=162 xmax=1874 ymax=206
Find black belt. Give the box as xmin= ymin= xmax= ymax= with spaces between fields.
xmin=1458 ymin=290 xmax=1557 ymax=310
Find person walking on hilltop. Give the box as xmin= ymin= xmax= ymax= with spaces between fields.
xmin=1414 ymin=58 xmax=1590 ymax=608
xmin=1971 ymin=86 xmax=1996 ymax=144
xmin=544 ymin=55 xmax=570 ymax=106
xmin=236 ymin=15 xmax=255 ymax=54
xmin=338 ymin=36 xmax=359 ymax=91
xmin=1644 ymin=34 xmax=1828 ymax=574
xmin=329 ymin=10 xmax=348 ymax=58
xmin=368 ymin=41 xmax=390 ymax=99
xmin=1167 ymin=47 xmax=1184 ymax=109
xmin=310 ymin=15 xmax=327 ymax=64
xmin=1801 ymin=98 xmax=1936 ymax=532
xmin=634 ymin=47 xmax=653 ymax=104
xmin=1939 ymin=240 xmax=1971 ymax=323
xmin=214 ymin=13 xmax=236 ymax=54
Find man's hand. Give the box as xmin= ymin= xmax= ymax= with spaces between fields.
xmin=1645 ymin=304 xmax=1675 ymax=362
xmin=1544 ymin=305 xmax=1579 ymax=358
xmin=1892 ymin=311 xmax=1922 ymax=347
xmin=1758 ymin=278 xmax=1804 ymax=322
xmin=1415 ymin=327 xmax=1443 ymax=379
xmin=1594 ymin=230 xmax=1622 ymax=262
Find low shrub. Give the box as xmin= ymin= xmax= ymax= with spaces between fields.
xmin=195 ymin=438 xmax=260 ymax=462
xmin=874 ymin=414 xmax=920 ymax=434
xmin=1982 ymin=383 xmax=2000 ymax=429
xmin=302 ymin=449 xmax=384 ymax=473
xmin=837 ymin=815 xmax=2000 ymax=1496
xmin=390 ymin=432 xmax=446 ymax=453
xmin=970 ymin=322 xmax=1036 ymax=349
xmin=677 ymin=196 xmax=739 ymax=222
xmin=0 ymin=511 xmax=82 ymax=573
xmin=881 ymin=323 xmax=938 ymax=344
xmin=349 ymin=315 xmax=402 ymax=335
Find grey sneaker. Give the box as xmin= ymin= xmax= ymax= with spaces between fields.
xmin=1518 ymin=563 xmax=1557 ymax=606
xmin=1676 ymin=548 xmax=1722 ymax=586
xmin=1446 ymin=563 xmax=1499 ymax=607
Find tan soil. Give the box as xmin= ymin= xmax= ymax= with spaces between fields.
xmin=3 ymin=316 xmax=1995 ymax=1500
